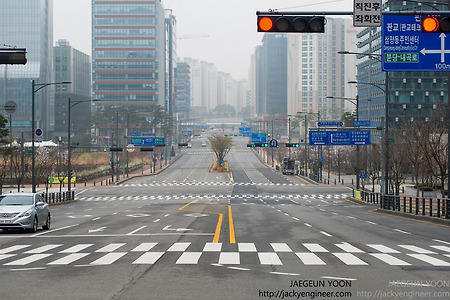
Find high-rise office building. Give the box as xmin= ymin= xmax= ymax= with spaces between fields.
xmin=356 ymin=0 xmax=448 ymax=127
xmin=53 ymin=39 xmax=92 ymax=139
xmin=0 ymin=0 xmax=54 ymax=141
xmin=92 ymin=0 xmax=166 ymax=142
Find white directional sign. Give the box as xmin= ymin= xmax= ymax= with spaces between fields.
xmin=353 ymin=0 xmax=382 ymax=27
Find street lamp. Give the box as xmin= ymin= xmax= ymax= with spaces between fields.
xmin=32 ymin=80 xmax=71 ymax=193
xmin=297 ymin=111 xmax=321 ymax=182
xmin=348 ymin=79 xmax=389 ymax=195
xmin=67 ymin=98 xmax=99 ymax=197
xmin=326 ymin=95 xmax=361 ymax=189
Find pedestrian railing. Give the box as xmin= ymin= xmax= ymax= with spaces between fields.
xmin=352 ymin=189 xmax=450 ymax=219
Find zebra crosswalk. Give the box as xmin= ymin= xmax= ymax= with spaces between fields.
xmin=0 ymin=241 xmax=449 ymax=269
xmin=120 ymin=182 xmax=303 ymax=187
xmin=76 ymin=194 xmax=349 ymax=202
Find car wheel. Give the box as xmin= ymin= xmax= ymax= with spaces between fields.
xmin=31 ymin=217 xmax=38 ymax=233
xmin=43 ymin=214 xmax=51 ymax=230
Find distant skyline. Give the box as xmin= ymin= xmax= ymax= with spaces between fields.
xmin=54 ymin=0 xmax=353 ymax=80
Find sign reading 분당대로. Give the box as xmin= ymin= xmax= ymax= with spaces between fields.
xmin=353 ymin=0 xmax=382 ymax=27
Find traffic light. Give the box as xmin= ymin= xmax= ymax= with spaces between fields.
xmin=155 ymin=144 xmax=166 ymax=147
xmin=257 ymin=15 xmax=325 ymax=33
xmin=109 ymin=147 xmax=123 ymax=152
xmin=140 ymin=147 xmax=154 ymax=151
xmin=247 ymin=143 xmax=254 ymax=147
xmin=178 ymin=143 xmax=188 ymax=147
xmin=254 ymin=142 xmax=268 ymax=147
xmin=285 ymin=143 xmax=300 ymax=148
xmin=0 ymin=49 xmax=27 ymax=65
xmin=421 ymin=16 xmax=450 ymax=33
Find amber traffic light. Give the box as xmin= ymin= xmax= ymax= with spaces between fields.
xmin=421 ymin=16 xmax=450 ymax=33
xmin=257 ymin=15 xmax=325 ymax=33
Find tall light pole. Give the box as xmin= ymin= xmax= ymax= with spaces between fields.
xmin=32 ymin=80 xmax=71 ymax=193
xmin=67 ymin=98 xmax=99 ymax=197
xmin=326 ymin=95 xmax=359 ymax=188
xmin=297 ymin=111 xmax=321 ymax=181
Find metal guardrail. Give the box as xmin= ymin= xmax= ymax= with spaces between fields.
xmin=352 ymin=189 xmax=450 ymax=219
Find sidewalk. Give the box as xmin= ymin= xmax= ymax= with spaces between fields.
xmin=1 ymin=155 xmax=181 ymax=195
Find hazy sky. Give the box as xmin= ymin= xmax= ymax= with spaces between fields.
xmin=54 ymin=0 xmax=353 ymax=80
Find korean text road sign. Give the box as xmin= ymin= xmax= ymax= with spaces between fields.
xmin=251 ymin=133 xmax=267 ymax=143
xmin=382 ymin=14 xmax=450 ymax=71
xmin=309 ymin=131 xmax=370 ymax=146
xmin=353 ymin=0 xmax=382 ymax=27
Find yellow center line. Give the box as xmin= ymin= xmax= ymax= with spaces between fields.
xmin=178 ymin=201 xmax=237 ymax=243
xmin=228 ymin=205 xmax=236 ymax=243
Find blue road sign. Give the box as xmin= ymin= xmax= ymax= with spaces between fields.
xmin=317 ymin=121 xmax=343 ymax=127
xmin=131 ymin=132 xmax=141 ymax=137
xmin=360 ymin=172 xmax=366 ymax=179
xmin=35 ymin=129 xmax=42 ymax=136
xmin=382 ymin=14 xmax=450 ymax=71
xmin=251 ymin=133 xmax=267 ymax=143
xmin=309 ymin=131 xmax=371 ymax=146
xmin=269 ymin=139 xmax=278 ymax=148
xmin=142 ymin=133 xmax=156 ymax=137
xmin=182 ymin=131 xmax=192 ymax=136
xmin=239 ymin=127 xmax=251 ymax=136
xmin=353 ymin=120 xmax=371 ymax=127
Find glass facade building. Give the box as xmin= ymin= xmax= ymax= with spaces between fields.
xmin=356 ymin=0 xmax=449 ymax=128
xmin=92 ymin=0 xmax=166 ymax=141
xmin=0 ymin=0 xmax=54 ymax=141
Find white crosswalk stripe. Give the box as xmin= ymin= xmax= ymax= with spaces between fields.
xmin=77 ymin=193 xmax=348 ymax=202
xmin=0 ymin=241 xmax=448 ymax=269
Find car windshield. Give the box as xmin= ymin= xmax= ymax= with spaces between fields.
xmin=0 ymin=195 xmax=34 ymax=206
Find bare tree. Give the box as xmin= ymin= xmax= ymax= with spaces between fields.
xmin=208 ymin=134 xmax=233 ymax=169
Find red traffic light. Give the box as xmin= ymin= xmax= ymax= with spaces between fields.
xmin=257 ymin=15 xmax=325 ymax=33
xmin=421 ymin=16 xmax=450 ymax=33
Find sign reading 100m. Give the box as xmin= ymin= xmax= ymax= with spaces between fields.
xmin=382 ymin=14 xmax=450 ymax=71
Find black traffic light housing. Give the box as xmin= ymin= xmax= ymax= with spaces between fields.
xmin=140 ymin=147 xmax=154 ymax=152
xmin=285 ymin=143 xmax=300 ymax=148
xmin=109 ymin=147 xmax=123 ymax=152
xmin=421 ymin=16 xmax=450 ymax=32
xmin=254 ymin=142 xmax=268 ymax=147
xmin=0 ymin=49 xmax=27 ymax=65
xmin=257 ymin=15 xmax=325 ymax=33
xmin=178 ymin=143 xmax=188 ymax=147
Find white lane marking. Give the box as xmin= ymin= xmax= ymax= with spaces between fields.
xmin=92 ymin=217 xmax=101 ymax=221
xmin=320 ymin=231 xmax=332 ymax=237
xmin=203 ymin=243 xmax=222 ymax=252
xmin=176 ymin=252 xmax=203 ymax=264
xmin=433 ymin=239 xmax=450 ymax=246
xmin=90 ymin=252 xmax=127 ymax=265
xmin=332 ymin=253 xmax=368 ymax=265
xmin=25 ymin=244 xmax=62 ymax=254
xmin=131 ymin=243 xmax=158 ymax=252
xmin=270 ymin=271 xmax=300 ymax=276
xmin=32 ymin=224 xmax=79 ymax=236
xmin=10 ymin=267 xmax=46 ymax=271
xmin=394 ymin=229 xmax=411 ymax=235
xmin=4 ymin=254 xmax=53 ymax=266
xmin=48 ymin=253 xmax=90 ymax=265
xmin=399 ymin=245 xmax=436 ymax=254
xmin=167 ymin=242 xmax=191 ymax=252
xmin=0 ymin=245 xmax=31 ymax=254
xmin=218 ymin=252 xmax=240 ymax=265
xmin=303 ymin=243 xmax=328 ymax=253
xmin=126 ymin=226 xmax=147 ymax=235
xmin=238 ymin=243 xmax=257 ymax=252
xmin=296 ymin=252 xmax=326 ymax=265
xmin=60 ymin=244 xmax=93 ymax=253
xmin=407 ymin=254 xmax=450 ymax=266
xmin=293 ymin=217 xmax=299 ymax=221
xmin=228 ymin=267 xmax=251 ymax=271
xmin=367 ymin=244 xmax=400 ymax=254
xmin=153 ymin=219 xmax=161 ymax=223
xmin=370 ymin=253 xmax=411 ymax=266
xmin=304 ymin=223 xmax=312 ymax=227
xmin=95 ymin=243 xmax=126 ymax=253
xmin=366 ymin=221 xmax=377 ymax=225
xmin=270 ymin=243 xmax=293 ymax=252
xmin=133 ymin=252 xmax=165 ymax=264
xmin=335 ymin=242 xmax=365 ymax=253
xmin=321 ymin=276 xmax=357 ymax=281
xmin=258 ymin=253 xmax=283 ymax=265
